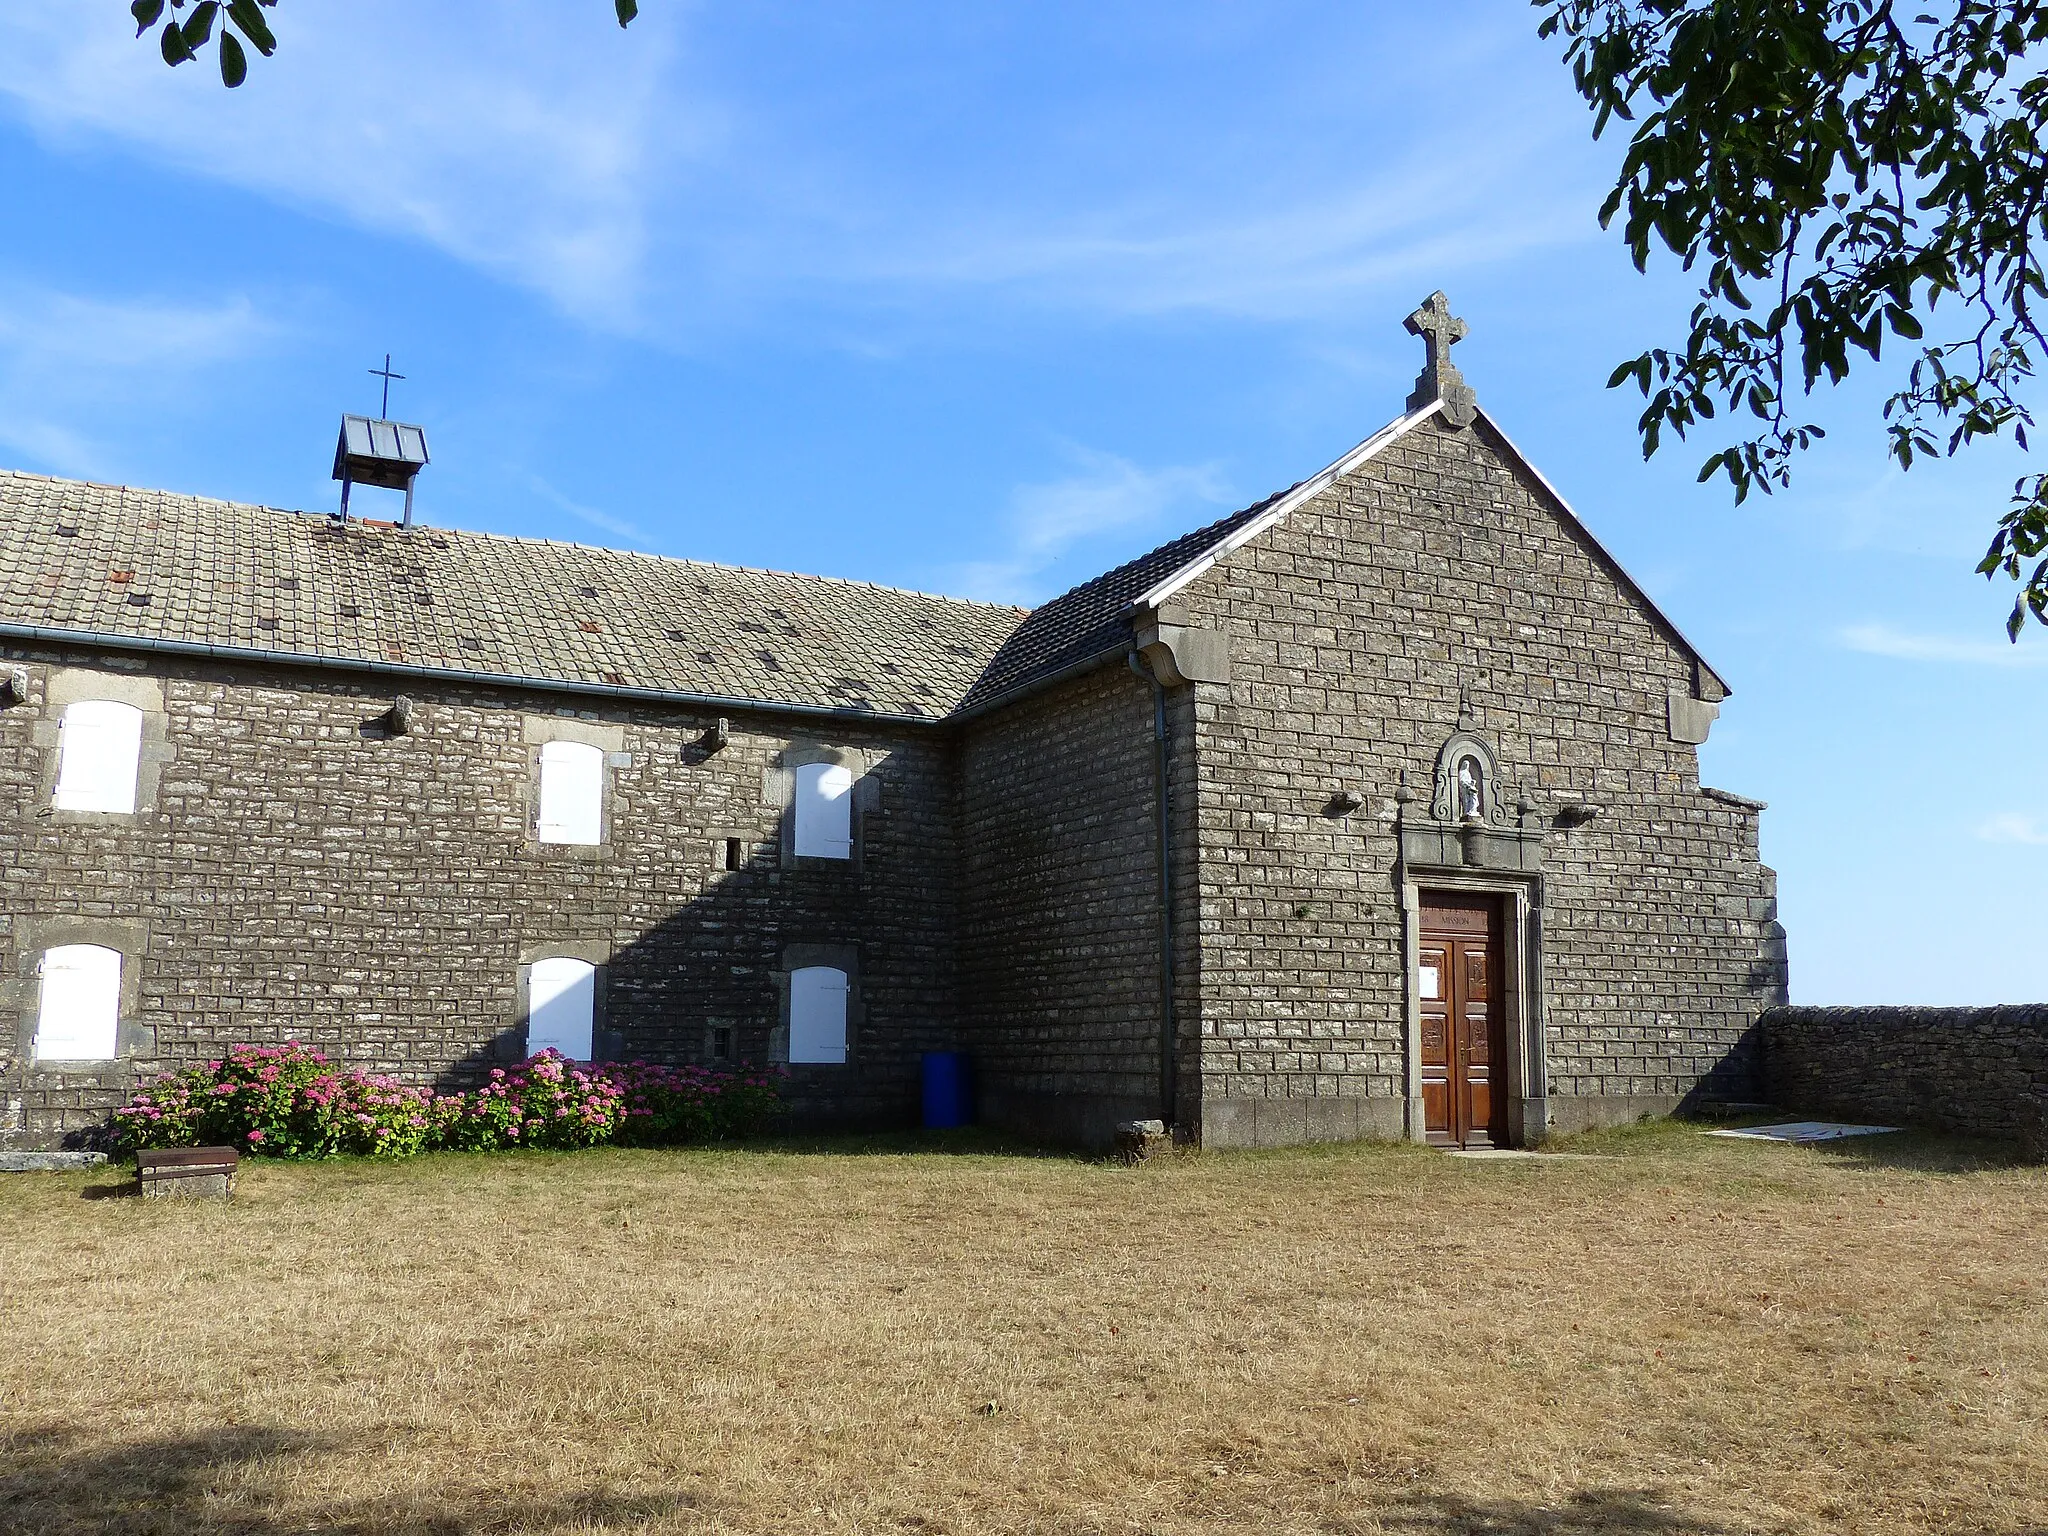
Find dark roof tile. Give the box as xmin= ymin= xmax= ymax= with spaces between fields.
xmin=953 ymin=488 xmax=1290 ymax=712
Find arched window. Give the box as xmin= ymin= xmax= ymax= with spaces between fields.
xmin=789 ymin=966 xmax=849 ymax=1063
xmin=793 ymin=762 xmax=854 ymax=859
xmin=1455 ymin=754 xmax=1485 ymax=821
xmin=35 ymin=944 xmax=123 ymax=1061
xmin=54 ymin=700 xmax=144 ymax=813
xmin=526 ymin=957 xmax=596 ymax=1059
xmin=537 ymin=740 xmax=604 ymax=845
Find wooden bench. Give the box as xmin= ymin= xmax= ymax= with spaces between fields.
xmin=137 ymin=1146 xmax=240 ymax=1199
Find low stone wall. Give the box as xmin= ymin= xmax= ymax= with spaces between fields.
xmin=1760 ymin=1005 xmax=2048 ymax=1149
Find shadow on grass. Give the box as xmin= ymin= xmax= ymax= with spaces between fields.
xmin=1548 ymin=1111 xmax=2039 ymax=1177
xmin=0 ymin=1424 xmax=690 ymax=1535
xmin=49 ymin=1127 xmax=1092 ymax=1192
xmin=732 ymin=1124 xmax=1089 ymax=1161
xmin=1377 ymin=1488 xmax=1735 ymax=1534
xmin=1802 ymin=1127 xmax=2038 ymax=1175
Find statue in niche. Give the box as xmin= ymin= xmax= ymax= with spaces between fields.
xmin=1429 ymin=725 xmax=1507 ymax=828
xmin=1456 ymin=755 xmax=1484 ymax=821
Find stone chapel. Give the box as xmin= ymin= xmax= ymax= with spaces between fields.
xmin=0 ymin=296 xmax=1788 ymax=1152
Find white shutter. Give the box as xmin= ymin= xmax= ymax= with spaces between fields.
xmin=538 ymin=741 xmax=604 ymax=845
xmin=527 ymin=958 xmax=596 ymax=1059
xmin=54 ymin=701 xmax=143 ymax=813
xmin=35 ymin=945 xmax=123 ymax=1061
xmin=793 ymin=762 xmax=854 ymax=859
xmin=789 ymin=966 xmax=849 ymax=1064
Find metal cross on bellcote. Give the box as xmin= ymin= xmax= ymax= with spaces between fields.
xmin=369 ymin=354 xmax=405 ymax=419
xmin=1404 ymin=291 xmax=1477 ymax=428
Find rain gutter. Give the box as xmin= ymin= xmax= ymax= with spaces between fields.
xmin=0 ymin=622 xmax=946 ymax=728
xmin=942 ymin=642 xmax=1131 ymax=727
xmin=1127 ymin=649 xmax=1179 ymax=1131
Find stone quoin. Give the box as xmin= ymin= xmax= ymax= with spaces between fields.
xmin=0 ymin=296 xmax=1787 ymax=1152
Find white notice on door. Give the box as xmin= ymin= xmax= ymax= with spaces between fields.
xmin=1419 ymin=964 xmax=1441 ymax=1000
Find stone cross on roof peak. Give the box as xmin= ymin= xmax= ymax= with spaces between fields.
xmin=1404 ymin=291 xmax=1477 ymax=428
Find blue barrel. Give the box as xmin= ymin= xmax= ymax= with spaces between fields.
xmin=920 ymin=1051 xmax=974 ymax=1129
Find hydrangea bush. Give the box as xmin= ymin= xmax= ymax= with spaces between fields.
xmin=113 ymin=1043 xmax=783 ymax=1159
xmin=608 ymin=1060 xmax=784 ymax=1146
xmin=447 ymin=1054 xmax=627 ymax=1152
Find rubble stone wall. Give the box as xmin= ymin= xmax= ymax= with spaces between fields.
xmin=1762 ymin=1004 xmax=2048 ymax=1149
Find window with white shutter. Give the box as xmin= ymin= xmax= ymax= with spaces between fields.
xmin=537 ymin=740 xmax=604 ymax=845
xmin=34 ymin=944 xmax=123 ymax=1061
xmin=54 ymin=700 xmax=144 ymax=814
xmin=526 ymin=957 xmax=596 ymax=1059
xmin=788 ymin=966 xmax=849 ymax=1063
xmin=793 ymin=762 xmax=854 ymax=859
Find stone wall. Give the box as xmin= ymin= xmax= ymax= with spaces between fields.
xmin=1762 ymin=1004 xmax=2048 ymax=1147
xmin=0 ymin=643 xmax=959 ymax=1149
xmin=1171 ymin=413 xmax=1785 ymax=1146
xmin=956 ymin=665 xmax=1172 ymax=1145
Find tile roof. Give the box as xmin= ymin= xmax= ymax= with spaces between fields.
xmin=7 ymin=395 xmax=1723 ymax=728
xmin=0 ymin=470 xmax=1027 ymax=721
xmin=953 ymin=490 xmax=1290 ymax=713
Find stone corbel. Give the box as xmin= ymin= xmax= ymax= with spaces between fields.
xmin=1134 ymin=602 xmax=1231 ymax=686
xmin=1667 ymin=687 xmax=1719 ymax=745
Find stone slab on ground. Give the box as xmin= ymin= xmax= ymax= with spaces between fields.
xmin=1704 ymin=1121 xmax=1896 ymax=1143
xmin=0 ymin=1151 xmax=110 ymax=1172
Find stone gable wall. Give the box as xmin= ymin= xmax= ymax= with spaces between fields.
xmin=1170 ymin=415 xmax=1785 ymax=1144
xmin=1762 ymin=1005 xmax=2048 ymax=1150
xmin=0 ymin=644 xmax=958 ymax=1149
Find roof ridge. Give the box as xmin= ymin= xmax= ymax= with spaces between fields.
xmin=0 ymin=466 xmax=1030 ymax=616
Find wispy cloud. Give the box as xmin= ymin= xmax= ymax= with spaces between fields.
xmin=0 ymin=282 xmax=269 ymax=477
xmin=524 ymin=474 xmax=645 ymax=545
xmin=950 ymin=448 xmax=1230 ymax=605
xmin=0 ymin=5 xmax=1592 ymax=337
xmin=1792 ymin=456 xmax=2025 ymax=565
xmin=1978 ymin=812 xmax=2048 ymax=846
xmin=1838 ymin=622 xmax=2048 ymax=668
xmin=826 ymin=147 xmax=1590 ymax=327
xmin=0 ymin=2 xmax=691 ymax=326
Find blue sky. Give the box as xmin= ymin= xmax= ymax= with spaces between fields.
xmin=0 ymin=1 xmax=2041 ymax=1002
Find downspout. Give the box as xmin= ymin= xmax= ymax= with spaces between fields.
xmin=1128 ymin=651 xmax=1177 ymax=1130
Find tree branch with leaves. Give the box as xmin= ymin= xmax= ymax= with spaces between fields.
xmin=1538 ymin=0 xmax=2048 ymax=637
xmin=133 ymin=1 xmax=641 ymax=89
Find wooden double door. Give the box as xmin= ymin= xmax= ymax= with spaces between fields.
xmin=1419 ymin=891 xmax=1508 ymax=1148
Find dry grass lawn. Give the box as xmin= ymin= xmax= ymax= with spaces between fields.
xmin=1 ymin=1121 xmax=2044 ymax=1536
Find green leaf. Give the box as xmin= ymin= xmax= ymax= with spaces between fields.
xmin=131 ymin=0 xmax=165 ymax=37
xmin=219 ymin=29 xmax=247 ymax=86
xmin=615 ymin=0 xmax=638 ymax=25
xmin=182 ymin=0 xmax=218 ymax=49
xmin=160 ymin=19 xmax=192 ymax=65
xmin=227 ymin=0 xmax=276 ymax=53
